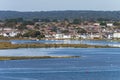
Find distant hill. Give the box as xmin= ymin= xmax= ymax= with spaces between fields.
xmin=0 ymin=10 xmax=120 ymax=21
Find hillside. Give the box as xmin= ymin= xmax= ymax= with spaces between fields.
xmin=0 ymin=11 xmax=120 ymax=21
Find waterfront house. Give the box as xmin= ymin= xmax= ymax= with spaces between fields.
xmin=89 ymin=34 xmax=101 ymax=39
xmin=0 ymin=28 xmax=19 ymax=37
xmin=0 ymin=31 xmax=18 ymax=37
xmin=53 ymin=34 xmax=63 ymax=39
xmin=63 ymin=35 xmax=71 ymax=39
xmin=79 ymin=34 xmax=88 ymax=39
xmin=113 ymin=32 xmax=120 ymax=39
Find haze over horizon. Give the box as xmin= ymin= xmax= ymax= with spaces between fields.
xmin=0 ymin=0 xmax=120 ymax=12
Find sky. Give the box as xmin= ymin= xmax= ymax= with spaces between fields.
xmin=0 ymin=0 xmax=120 ymax=11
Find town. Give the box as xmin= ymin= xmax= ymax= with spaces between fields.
xmin=0 ymin=18 xmax=120 ymax=40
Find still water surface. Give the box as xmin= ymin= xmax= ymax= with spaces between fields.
xmin=0 ymin=48 xmax=120 ymax=80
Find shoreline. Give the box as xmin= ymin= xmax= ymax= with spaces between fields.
xmin=0 ymin=56 xmax=80 ymax=61
xmin=0 ymin=42 xmax=116 ymax=49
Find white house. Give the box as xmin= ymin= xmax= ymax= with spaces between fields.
xmin=53 ymin=34 xmax=63 ymax=39
xmin=53 ymin=34 xmax=71 ymax=39
xmin=79 ymin=34 xmax=87 ymax=39
xmin=113 ymin=33 xmax=120 ymax=39
xmin=89 ymin=34 xmax=101 ymax=39
xmin=63 ymin=35 xmax=71 ymax=39
xmin=108 ymin=34 xmax=113 ymax=39
xmin=107 ymin=23 xmax=113 ymax=27
xmin=3 ymin=28 xmax=13 ymax=31
xmin=45 ymin=35 xmax=52 ymax=38
xmin=2 ymin=31 xmax=18 ymax=37
xmin=93 ymin=23 xmax=100 ymax=26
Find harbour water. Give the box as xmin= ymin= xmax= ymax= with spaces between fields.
xmin=0 ymin=48 xmax=120 ymax=80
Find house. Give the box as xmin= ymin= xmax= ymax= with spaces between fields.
xmin=89 ymin=34 xmax=101 ymax=39
xmin=1 ymin=31 xmax=19 ymax=37
xmin=106 ymin=23 xmax=113 ymax=27
xmin=93 ymin=23 xmax=100 ymax=26
xmin=53 ymin=34 xmax=63 ymax=39
xmin=113 ymin=33 xmax=120 ymax=39
xmin=26 ymin=25 xmax=34 ymax=30
xmin=0 ymin=28 xmax=20 ymax=37
xmin=45 ymin=35 xmax=53 ymax=38
xmin=3 ymin=28 xmax=12 ymax=31
xmin=107 ymin=34 xmax=113 ymax=39
xmin=53 ymin=34 xmax=72 ymax=39
xmin=79 ymin=34 xmax=87 ymax=39
xmin=63 ymin=35 xmax=71 ymax=39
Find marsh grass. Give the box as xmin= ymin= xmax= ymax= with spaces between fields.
xmin=0 ymin=42 xmax=113 ymax=49
xmin=0 ymin=56 xmax=80 ymax=61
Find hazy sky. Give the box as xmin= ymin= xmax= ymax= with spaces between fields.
xmin=0 ymin=0 xmax=120 ymax=11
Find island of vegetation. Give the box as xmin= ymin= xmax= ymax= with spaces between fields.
xmin=0 ymin=56 xmax=80 ymax=61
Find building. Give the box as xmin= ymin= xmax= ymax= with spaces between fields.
xmin=106 ymin=23 xmax=113 ymax=27
xmin=0 ymin=31 xmax=18 ymax=37
xmin=93 ymin=23 xmax=100 ymax=26
xmin=113 ymin=33 xmax=120 ymax=39
xmin=53 ymin=34 xmax=63 ymax=39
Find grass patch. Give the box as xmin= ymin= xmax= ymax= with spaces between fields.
xmin=0 ymin=56 xmax=80 ymax=61
xmin=0 ymin=42 xmax=115 ymax=49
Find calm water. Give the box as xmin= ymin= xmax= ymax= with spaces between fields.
xmin=0 ymin=48 xmax=120 ymax=80
xmin=10 ymin=40 xmax=120 ymax=47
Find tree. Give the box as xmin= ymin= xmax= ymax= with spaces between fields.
xmin=64 ymin=18 xmax=69 ymax=22
xmin=17 ymin=25 xmax=27 ymax=30
xmin=77 ymin=28 xmax=87 ymax=34
xmin=23 ymin=30 xmax=42 ymax=38
xmin=62 ymin=30 xmax=69 ymax=34
xmin=100 ymin=22 xmax=106 ymax=26
xmin=33 ymin=18 xmax=39 ymax=22
xmin=16 ymin=18 xmax=24 ymax=22
xmin=22 ymin=21 xmax=34 ymax=26
xmin=73 ymin=19 xmax=81 ymax=24
xmin=40 ymin=18 xmax=51 ymax=22
xmin=113 ymin=22 xmax=120 ymax=26
xmin=5 ymin=19 xmax=17 ymax=28
xmin=52 ymin=19 xmax=58 ymax=22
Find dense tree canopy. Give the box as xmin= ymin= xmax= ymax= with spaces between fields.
xmin=0 ymin=11 xmax=120 ymax=21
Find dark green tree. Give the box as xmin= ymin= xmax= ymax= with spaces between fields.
xmin=73 ymin=19 xmax=81 ymax=24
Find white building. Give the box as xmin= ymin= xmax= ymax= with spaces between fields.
xmin=93 ymin=23 xmax=100 ymax=26
xmin=79 ymin=35 xmax=87 ymax=39
xmin=89 ymin=34 xmax=101 ymax=39
xmin=53 ymin=34 xmax=71 ymax=39
xmin=53 ymin=34 xmax=63 ymax=39
xmin=63 ymin=35 xmax=71 ymax=39
xmin=113 ymin=33 xmax=120 ymax=39
xmin=2 ymin=32 xmax=18 ymax=37
xmin=107 ymin=23 xmax=113 ymax=27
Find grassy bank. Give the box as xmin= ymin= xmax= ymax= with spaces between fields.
xmin=0 ymin=42 xmax=115 ymax=49
xmin=0 ymin=56 xmax=80 ymax=61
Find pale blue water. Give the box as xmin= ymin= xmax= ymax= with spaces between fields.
xmin=0 ymin=48 xmax=120 ymax=80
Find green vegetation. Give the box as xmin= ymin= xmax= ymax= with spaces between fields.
xmin=23 ymin=30 xmax=40 ymax=37
xmin=0 ymin=36 xmax=30 ymax=40
xmin=0 ymin=56 xmax=80 ymax=61
xmin=0 ymin=11 xmax=120 ymax=21
xmin=73 ymin=19 xmax=81 ymax=24
xmin=0 ymin=42 xmax=115 ymax=49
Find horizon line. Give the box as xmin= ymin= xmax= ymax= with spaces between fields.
xmin=0 ymin=10 xmax=120 ymax=12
